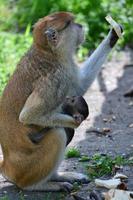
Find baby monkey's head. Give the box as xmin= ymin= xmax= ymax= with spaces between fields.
xmin=62 ymin=96 xmax=89 ymax=125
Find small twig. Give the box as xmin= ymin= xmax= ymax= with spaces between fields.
xmin=124 ymin=87 xmax=133 ymax=97
xmin=86 ymin=128 xmax=106 ymax=135
xmin=124 ymin=64 xmax=133 ymax=68
xmin=86 ymin=128 xmax=114 ymax=141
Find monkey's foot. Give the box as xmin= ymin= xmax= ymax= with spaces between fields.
xmin=23 ymin=181 xmax=73 ymax=192
xmin=51 ymin=172 xmax=89 ymax=184
xmin=60 ymin=182 xmax=73 ymax=192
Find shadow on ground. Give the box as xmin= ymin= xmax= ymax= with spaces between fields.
xmin=84 ymin=50 xmax=133 ymax=156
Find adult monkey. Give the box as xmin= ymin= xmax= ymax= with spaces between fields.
xmin=0 ymin=12 xmax=122 ymax=191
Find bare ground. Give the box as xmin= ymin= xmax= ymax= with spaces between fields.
xmin=0 ymin=49 xmax=133 ymax=199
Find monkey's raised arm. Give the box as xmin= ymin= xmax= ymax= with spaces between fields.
xmin=78 ymin=26 xmax=123 ymax=95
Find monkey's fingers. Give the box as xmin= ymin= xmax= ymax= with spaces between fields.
xmin=105 ymin=15 xmax=123 ymax=38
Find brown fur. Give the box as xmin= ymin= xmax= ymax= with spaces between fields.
xmin=0 ymin=12 xmax=78 ymax=188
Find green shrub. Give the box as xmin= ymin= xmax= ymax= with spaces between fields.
xmin=0 ymin=0 xmax=132 ymax=94
xmin=0 ymin=0 xmax=133 ymax=48
xmin=0 ymin=31 xmax=32 ymax=94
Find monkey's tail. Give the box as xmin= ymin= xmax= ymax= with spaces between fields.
xmin=0 ymin=160 xmax=3 ymax=173
xmin=0 ymin=145 xmax=3 ymax=174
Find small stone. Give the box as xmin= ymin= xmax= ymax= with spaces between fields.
xmin=129 ymin=123 xmax=133 ymax=128
xmin=129 ymin=101 xmax=133 ymax=106
xmin=103 ymin=128 xmax=111 ymax=133
xmin=103 ymin=118 xmax=108 ymax=122
xmin=114 ymin=165 xmax=123 ymax=170
xmin=124 ymin=87 xmax=133 ymax=97
xmin=112 ymin=115 xmax=116 ymax=121
xmin=117 ymin=182 xmax=128 ymax=190
xmin=73 ymin=166 xmax=77 ymax=169
xmin=129 ymin=157 xmax=133 ymax=161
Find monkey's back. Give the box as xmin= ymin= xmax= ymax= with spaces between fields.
xmin=0 ymin=46 xmax=74 ymax=151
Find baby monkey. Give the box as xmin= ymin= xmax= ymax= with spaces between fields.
xmin=29 ymin=96 xmax=89 ymax=145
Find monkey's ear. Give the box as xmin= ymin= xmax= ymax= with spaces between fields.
xmin=44 ymin=28 xmax=59 ymax=47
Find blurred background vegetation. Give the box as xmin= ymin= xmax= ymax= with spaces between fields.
xmin=0 ymin=0 xmax=133 ymax=94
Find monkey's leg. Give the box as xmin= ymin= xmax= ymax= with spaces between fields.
xmin=23 ymin=180 xmax=73 ymax=192
xmin=79 ymin=26 xmax=123 ymax=95
xmin=51 ymin=171 xmax=89 ymax=184
xmin=28 ymin=128 xmax=74 ymax=145
xmin=28 ymin=128 xmax=51 ymax=144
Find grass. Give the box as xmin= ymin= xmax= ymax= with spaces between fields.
xmin=85 ymin=154 xmax=133 ymax=179
xmin=66 ymin=149 xmax=133 ymax=180
xmin=65 ymin=147 xmax=81 ymax=158
xmin=0 ymin=196 xmax=9 ymax=200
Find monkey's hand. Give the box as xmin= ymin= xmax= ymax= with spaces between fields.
xmin=109 ymin=25 xmax=123 ymax=48
xmin=105 ymin=15 xmax=123 ymax=47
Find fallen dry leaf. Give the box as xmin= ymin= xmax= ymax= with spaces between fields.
xmin=95 ymin=178 xmax=121 ymax=189
xmin=113 ymin=173 xmax=128 ymax=180
xmin=102 ymin=128 xmax=111 ymax=133
xmin=103 ymin=189 xmax=133 ymax=200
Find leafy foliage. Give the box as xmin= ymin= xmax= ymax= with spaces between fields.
xmin=0 ymin=0 xmax=133 ymax=49
xmin=0 ymin=0 xmax=132 ymax=94
xmin=0 ymin=32 xmax=32 ymax=94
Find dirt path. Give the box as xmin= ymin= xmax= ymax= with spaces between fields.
xmin=0 ymin=49 xmax=133 ymax=199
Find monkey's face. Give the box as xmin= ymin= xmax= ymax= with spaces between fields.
xmin=33 ymin=12 xmax=84 ymax=53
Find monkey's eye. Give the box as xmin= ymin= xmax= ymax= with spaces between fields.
xmin=45 ymin=28 xmax=57 ymax=42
